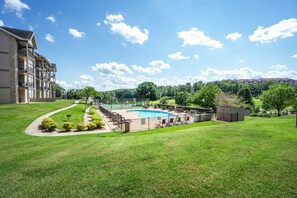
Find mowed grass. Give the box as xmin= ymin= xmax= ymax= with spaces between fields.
xmin=0 ymin=101 xmax=297 ymax=197
xmin=50 ymin=103 xmax=85 ymax=128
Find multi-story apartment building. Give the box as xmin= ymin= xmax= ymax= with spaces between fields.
xmin=233 ymin=78 xmax=297 ymax=87
xmin=0 ymin=27 xmax=56 ymax=104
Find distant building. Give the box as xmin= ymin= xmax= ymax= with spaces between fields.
xmin=0 ymin=27 xmax=56 ymax=104
xmin=229 ymin=78 xmax=297 ymax=87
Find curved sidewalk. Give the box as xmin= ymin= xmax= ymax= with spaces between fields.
xmin=25 ymin=101 xmax=114 ymax=137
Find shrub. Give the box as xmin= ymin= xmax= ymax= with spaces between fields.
xmin=62 ymin=122 xmax=73 ymax=131
xmin=250 ymin=113 xmax=258 ymax=117
xmin=89 ymin=108 xmax=96 ymax=115
xmin=76 ymin=122 xmax=86 ymax=131
xmin=42 ymin=117 xmax=54 ymax=128
xmin=45 ymin=121 xmax=58 ymax=132
xmin=91 ymin=114 xmax=102 ymax=121
xmin=92 ymin=120 xmax=105 ymax=128
xmin=86 ymin=122 xmax=97 ymax=131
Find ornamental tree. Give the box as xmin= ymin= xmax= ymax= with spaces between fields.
xmin=260 ymin=83 xmax=295 ymax=116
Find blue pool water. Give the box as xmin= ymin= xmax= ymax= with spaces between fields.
xmin=128 ymin=110 xmax=174 ymax=118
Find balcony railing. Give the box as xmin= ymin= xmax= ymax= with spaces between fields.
xmin=18 ymin=48 xmax=34 ymax=58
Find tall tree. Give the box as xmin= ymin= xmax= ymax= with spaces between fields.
xmin=261 ymin=83 xmax=295 ymax=116
xmin=82 ymin=86 xmax=96 ymax=109
xmin=238 ymin=86 xmax=254 ymax=105
xmin=136 ymin=82 xmax=160 ymax=101
xmin=193 ymin=83 xmax=221 ymax=108
xmin=53 ymin=83 xmax=65 ymax=97
xmin=175 ymin=92 xmax=192 ymax=106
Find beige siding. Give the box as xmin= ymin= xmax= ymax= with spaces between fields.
xmin=0 ymin=89 xmax=10 ymax=103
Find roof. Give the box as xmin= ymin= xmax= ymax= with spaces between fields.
xmin=0 ymin=27 xmax=37 ymax=49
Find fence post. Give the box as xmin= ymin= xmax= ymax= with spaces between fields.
xmin=148 ymin=117 xmax=150 ymax=130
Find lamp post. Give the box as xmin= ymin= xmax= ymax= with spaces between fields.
xmin=66 ymin=114 xmax=71 ymax=122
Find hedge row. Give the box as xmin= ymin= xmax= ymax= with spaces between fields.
xmin=41 ymin=108 xmax=105 ymax=132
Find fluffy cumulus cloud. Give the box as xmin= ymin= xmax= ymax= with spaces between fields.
xmin=270 ymin=64 xmax=288 ymax=70
xmin=45 ymin=34 xmax=55 ymax=42
xmin=132 ymin=65 xmax=162 ymax=75
xmin=226 ymin=32 xmax=242 ymax=41
xmin=56 ymin=80 xmax=73 ymax=90
xmin=74 ymin=74 xmax=94 ymax=87
xmin=97 ymin=75 xmax=149 ymax=91
xmin=91 ymin=61 xmax=133 ymax=78
xmin=105 ymin=14 xmax=149 ymax=44
xmin=68 ymin=28 xmax=86 ymax=38
xmin=184 ymin=65 xmax=297 ymax=83
xmin=4 ymin=0 xmax=30 ymax=19
xmin=149 ymin=60 xmax=170 ymax=69
xmin=46 ymin=16 xmax=56 ymax=24
xmin=168 ymin=51 xmax=190 ymax=60
xmin=291 ymin=54 xmax=297 ymax=58
xmin=177 ymin=28 xmax=223 ymax=49
xmin=193 ymin=54 xmax=199 ymax=59
xmin=106 ymin=14 xmax=124 ymax=23
xmin=0 ymin=20 xmax=4 ymax=26
xmin=249 ymin=18 xmax=297 ymax=43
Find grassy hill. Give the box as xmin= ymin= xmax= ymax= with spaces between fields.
xmin=0 ymin=100 xmax=296 ymax=197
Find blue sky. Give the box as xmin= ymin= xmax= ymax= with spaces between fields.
xmin=1 ymin=0 xmax=297 ymax=90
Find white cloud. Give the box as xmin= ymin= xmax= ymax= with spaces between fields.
xmin=97 ymin=75 xmax=148 ymax=91
xmin=4 ymin=0 xmax=30 ymax=19
xmin=105 ymin=14 xmax=149 ymax=44
xmin=226 ymin=32 xmax=242 ymax=41
xmin=193 ymin=54 xmax=199 ymax=59
xmin=96 ymin=22 xmax=101 ymax=27
xmin=28 ymin=25 xmax=34 ymax=31
xmin=46 ymin=16 xmax=56 ymax=24
xmin=0 ymin=20 xmax=4 ymax=26
xmin=74 ymin=74 xmax=94 ymax=88
xmin=168 ymin=51 xmax=190 ymax=60
xmin=68 ymin=28 xmax=85 ymax=38
xmin=249 ymin=18 xmax=297 ymax=43
xmin=270 ymin=64 xmax=288 ymax=70
xmin=149 ymin=60 xmax=170 ymax=69
xmin=291 ymin=54 xmax=297 ymax=58
xmin=238 ymin=60 xmax=245 ymax=63
xmin=56 ymin=80 xmax=73 ymax=90
xmin=45 ymin=34 xmax=55 ymax=43
xmin=132 ymin=65 xmax=162 ymax=75
xmin=106 ymin=14 xmax=124 ymax=23
xmin=177 ymin=28 xmax=223 ymax=48
xmin=91 ymin=61 xmax=133 ymax=78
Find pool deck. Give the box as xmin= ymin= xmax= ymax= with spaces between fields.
xmin=112 ymin=108 xmax=181 ymax=119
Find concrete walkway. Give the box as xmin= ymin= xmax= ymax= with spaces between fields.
xmin=25 ymin=101 xmax=114 ymax=137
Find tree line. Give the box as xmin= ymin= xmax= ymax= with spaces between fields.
xmin=54 ymin=80 xmax=297 ymax=116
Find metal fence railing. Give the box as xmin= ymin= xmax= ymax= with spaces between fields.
xmin=98 ymin=105 xmax=212 ymax=132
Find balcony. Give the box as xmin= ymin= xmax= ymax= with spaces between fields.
xmin=18 ymin=48 xmax=34 ymax=59
xmin=18 ymin=82 xmax=27 ymax=88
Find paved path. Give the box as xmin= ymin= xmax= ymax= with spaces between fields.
xmin=25 ymin=101 xmax=114 ymax=137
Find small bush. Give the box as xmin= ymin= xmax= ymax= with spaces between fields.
xmin=250 ymin=113 xmax=258 ymax=117
xmin=89 ymin=108 xmax=96 ymax=115
xmin=86 ymin=122 xmax=97 ymax=131
xmin=45 ymin=121 xmax=58 ymax=132
xmin=76 ymin=122 xmax=86 ymax=131
xmin=91 ymin=114 xmax=102 ymax=121
xmin=42 ymin=117 xmax=54 ymax=128
xmin=62 ymin=122 xmax=73 ymax=131
xmin=92 ymin=120 xmax=105 ymax=128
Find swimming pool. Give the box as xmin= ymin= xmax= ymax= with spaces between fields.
xmin=128 ymin=109 xmax=174 ymax=118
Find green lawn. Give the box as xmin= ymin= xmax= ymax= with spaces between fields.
xmin=50 ymin=103 xmax=85 ymax=128
xmin=0 ymin=101 xmax=297 ymax=197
